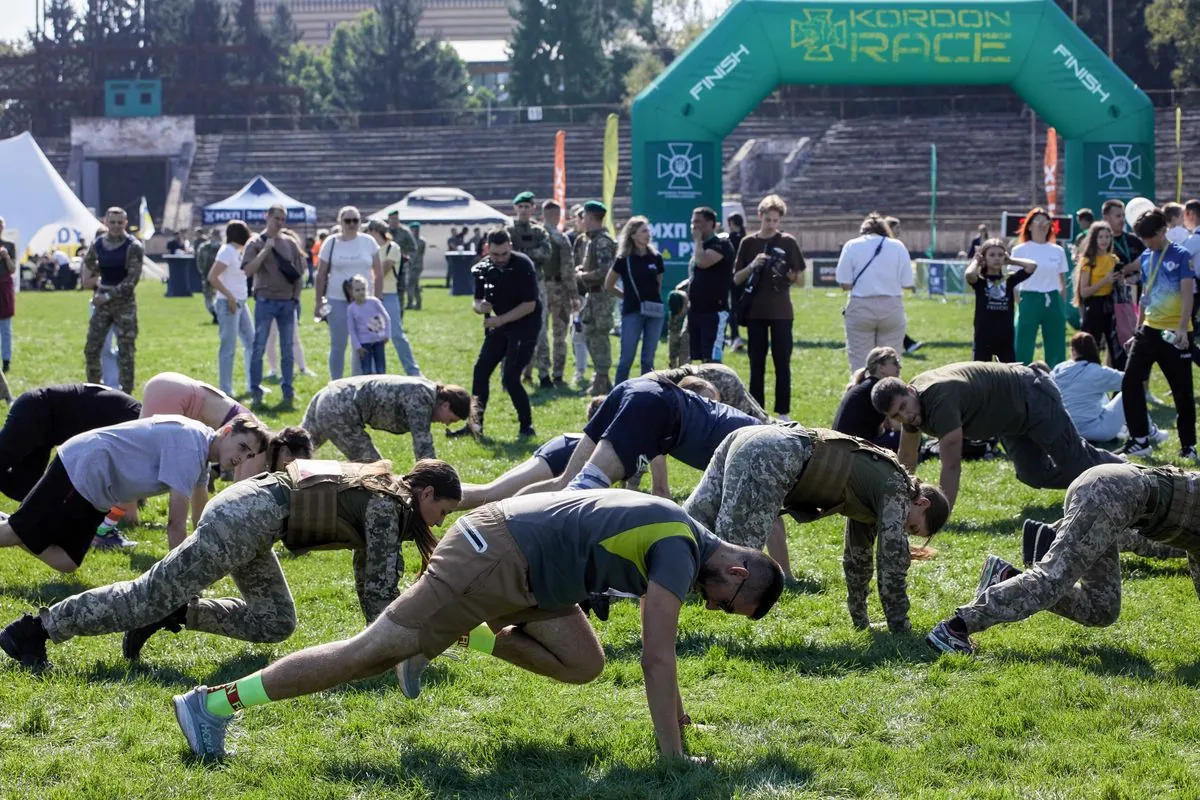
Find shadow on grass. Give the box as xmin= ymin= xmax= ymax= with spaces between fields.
xmin=0 ymin=577 xmax=94 ymax=607
xmin=322 ymin=743 xmax=812 ymax=800
xmin=78 ymin=651 xmax=273 ymax=689
xmin=1120 ymin=556 xmax=1191 ymax=580
xmin=945 ymin=500 xmax=1063 ymax=537
xmin=990 ymin=643 xmax=1161 ymax=681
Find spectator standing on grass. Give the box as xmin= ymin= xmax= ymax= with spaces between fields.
xmin=686 ymin=206 xmax=736 ymax=364
xmin=1165 ymin=202 xmax=1189 ymax=246
xmin=1074 ymin=208 xmax=1095 ymax=249
xmin=836 ymin=212 xmax=912 ymax=375
xmin=0 ymin=216 xmax=17 ymax=378
xmin=366 ymin=220 xmax=421 ymax=376
xmin=725 ymin=213 xmax=747 ymax=352
xmin=316 ymin=206 xmax=384 ymax=381
xmin=732 ymin=194 xmax=805 ymax=420
xmin=1102 ymin=199 xmax=1146 ymax=280
xmin=965 ymin=237 xmax=1037 ymax=363
xmin=406 ymin=223 xmax=426 ymax=311
xmin=1118 ymin=208 xmax=1197 ymax=461
xmin=82 ymin=206 xmax=142 ymax=394
xmin=887 ymin=217 xmax=923 ymax=355
xmin=242 ymin=205 xmax=305 ymax=407
xmin=1012 ymin=207 xmax=1070 ymax=367
xmin=194 ymin=229 xmax=219 ymax=325
xmin=207 ymin=220 xmax=255 ymax=398
xmin=967 ymin=223 xmax=989 ymax=259
xmin=606 ymin=216 xmax=664 ymax=384
xmin=346 ymin=274 xmax=390 ymax=376
xmin=1073 ymin=221 xmax=1135 ymax=366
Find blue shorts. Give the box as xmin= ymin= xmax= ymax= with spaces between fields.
xmin=533 ymin=433 xmax=583 ymax=477
xmin=582 ymin=380 xmax=678 ymax=479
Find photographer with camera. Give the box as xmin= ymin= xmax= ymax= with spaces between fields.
xmin=449 ymin=229 xmax=542 ymax=439
xmin=244 ymin=204 xmax=306 ymax=407
xmin=732 ymin=195 xmax=805 ymax=420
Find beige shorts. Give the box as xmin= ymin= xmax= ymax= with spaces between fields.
xmin=385 ymin=504 xmax=572 ymax=657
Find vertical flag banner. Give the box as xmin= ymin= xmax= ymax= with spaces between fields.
xmin=1044 ymin=127 xmax=1058 ymax=215
xmin=602 ymin=113 xmax=619 ymax=237
xmin=138 ymin=196 xmax=155 ymax=241
xmin=927 ymin=144 xmax=937 ymax=259
xmin=552 ymin=130 xmax=566 ymax=230
xmin=1177 ymin=107 xmax=1183 ymax=203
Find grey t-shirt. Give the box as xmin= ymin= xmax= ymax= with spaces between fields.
xmin=502 ymin=489 xmax=720 ymax=611
xmin=57 ymin=415 xmax=215 ymax=509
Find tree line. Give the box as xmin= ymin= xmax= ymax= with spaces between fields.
xmin=0 ymin=0 xmax=1196 ymax=137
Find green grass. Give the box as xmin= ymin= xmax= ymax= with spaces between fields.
xmin=2 ymin=284 xmax=1199 ymax=799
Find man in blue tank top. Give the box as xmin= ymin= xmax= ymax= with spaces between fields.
xmin=82 ymin=207 xmax=143 ymax=393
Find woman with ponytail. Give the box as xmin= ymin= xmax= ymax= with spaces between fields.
xmin=833 ymin=345 xmax=902 ymax=450
xmin=5 ymin=458 xmax=462 ymax=669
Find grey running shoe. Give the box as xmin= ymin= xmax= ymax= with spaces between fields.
xmin=975 ymin=555 xmax=1020 ymax=600
xmin=92 ymin=530 xmax=138 ymax=550
xmin=173 ymin=686 xmax=231 ymax=759
xmin=397 ymin=654 xmax=430 ymax=699
xmin=926 ymin=620 xmax=974 ymax=655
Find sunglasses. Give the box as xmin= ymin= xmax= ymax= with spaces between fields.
xmin=342 ymin=218 xmax=360 ymax=224
xmin=720 ymin=560 xmax=749 ymax=613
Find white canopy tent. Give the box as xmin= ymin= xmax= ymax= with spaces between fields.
xmin=372 ymin=187 xmax=509 ymax=275
xmin=202 ymin=176 xmax=316 ymax=226
xmin=0 ymin=132 xmax=103 ymax=259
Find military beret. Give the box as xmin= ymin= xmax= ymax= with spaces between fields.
xmin=582 ymin=200 xmax=607 ymax=215
xmin=513 ymin=191 xmax=535 ymax=205
xmin=408 ymin=221 xmax=420 ymax=229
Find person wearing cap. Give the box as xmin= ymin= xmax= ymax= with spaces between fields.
xmin=568 ymin=204 xmax=592 ymax=386
xmin=405 ymin=222 xmax=426 ymax=310
xmin=508 ymin=192 xmax=553 ymax=387
xmin=576 ymin=201 xmax=618 ymax=395
xmin=533 ymin=200 xmax=580 ymax=388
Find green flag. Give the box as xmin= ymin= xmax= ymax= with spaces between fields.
xmin=927 ymin=144 xmax=937 ymax=259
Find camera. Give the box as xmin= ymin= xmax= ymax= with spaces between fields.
xmin=764 ymin=247 xmax=789 ymax=279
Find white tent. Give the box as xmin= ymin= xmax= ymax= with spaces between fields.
xmin=0 ymin=132 xmax=103 ymax=258
xmin=202 ymin=175 xmax=316 ymax=226
xmin=371 ymin=188 xmax=509 ymax=275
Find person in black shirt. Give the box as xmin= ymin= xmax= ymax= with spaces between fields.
xmin=725 ymin=214 xmax=747 ymax=351
xmin=687 ymin=206 xmax=736 ymax=362
xmin=607 ymin=216 xmax=665 ymax=384
xmin=0 ymin=383 xmax=142 ymax=501
xmin=966 ymin=223 xmax=989 ymax=259
xmin=832 ymin=346 xmax=902 ymax=449
xmin=449 ymin=229 xmax=542 ymax=438
xmin=965 ymin=240 xmax=1037 ymax=363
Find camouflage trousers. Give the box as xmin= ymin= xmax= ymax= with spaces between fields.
xmin=41 ymin=477 xmax=295 ymax=644
xmin=683 ymin=425 xmax=811 ymax=549
xmin=530 ymin=281 xmax=574 ymax=381
xmin=406 ymin=262 xmax=424 ymax=310
xmin=581 ymin=291 xmax=615 ymax=375
xmin=654 ymin=364 xmax=769 ymax=421
xmin=200 ymin=268 xmax=216 ymax=319
xmin=84 ymin=295 xmax=137 ymax=394
xmin=668 ymin=312 xmax=689 ymax=368
xmin=300 ymin=388 xmax=381 ymax=462
xmin=958 ymin=463 xmax=1144 ymax=633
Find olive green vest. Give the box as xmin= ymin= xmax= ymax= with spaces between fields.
xmin=783 ymin=428 xmax=911 ymax=523
xmin=279 ymin=459 xmax=412 ymax=552
xmin=1137 ymin=467 xmax=1200 ymax=552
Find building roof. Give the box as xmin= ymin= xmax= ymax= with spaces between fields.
xmin=446 ymin=39 xmax=510 ymax=65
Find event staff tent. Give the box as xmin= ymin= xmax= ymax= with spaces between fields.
xmin=202 ymin=176 xmax=316 ymax=226
xmin=0 ymin=132 xmax=103 ymax=258
xmin=371 ymin=188 xmax=509 ymax=275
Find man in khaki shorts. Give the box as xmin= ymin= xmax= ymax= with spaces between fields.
xmin=171 ymin=489 xmax=784 ymax=761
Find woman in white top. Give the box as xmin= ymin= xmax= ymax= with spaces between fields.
xmin=315 ymin=206 xmax=384 ymax=379
xmin=835 ymin=213 xmax=913 ymax=375
xmin=1011 ymin=207 xmax=1070 ymax=367
xmin=206 ymin=220 xmax=254 ymax=397
xmin=366 ymin=219 xmax=422 ymax=376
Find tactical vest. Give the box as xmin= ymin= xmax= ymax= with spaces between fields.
xmin=541 ymin=233 xmax=564 ymax=282
xmin=96 ymin=235 xmax=133 ymax=287
xmin=281 ymin=459 xmax=412 ymax=552
xmin=1137 ymin=467 xmax=1200 ymax=552
xmin=782 ymin=427 xmax=911 ymax=523
xmin=509 ymin=223 xmax=544 ymax=263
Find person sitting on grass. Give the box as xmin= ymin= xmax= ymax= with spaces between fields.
xmin=927 ymin=462 xmax=1200 ymax=655
xmin=156 ymin=489 xmax=783 ymax=761
xmin=0 ymin=459 xmax=461 ymax=670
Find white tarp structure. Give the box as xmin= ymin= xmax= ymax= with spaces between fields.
xmin=371 ymin=188 xmax=509 ymax=275
xmin=202 ymin=175 xmax=316 ymax=226
xmin=0 ymin=132 xmax=103 ymax=258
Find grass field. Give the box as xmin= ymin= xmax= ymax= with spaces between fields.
xmin=1 ymin=282 xmax=1199 ymax=799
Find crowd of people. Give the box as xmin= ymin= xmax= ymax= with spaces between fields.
xmin=1 ymin=189 xmax=1200 ymax=767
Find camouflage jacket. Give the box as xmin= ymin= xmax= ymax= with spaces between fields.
xmin=324 ymin=375 xmax=439 ymax=461
xmin=508 ymin=220 xmax=551 ymax=268
xmin=578 ymin=229 xmax=616 ymax=291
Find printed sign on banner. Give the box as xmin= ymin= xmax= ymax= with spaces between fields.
xmin=641 ymin=140 xmax=719 ymax=293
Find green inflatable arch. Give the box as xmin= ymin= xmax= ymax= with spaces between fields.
xmin=632 ymin=0 xmax=1155 ymax=274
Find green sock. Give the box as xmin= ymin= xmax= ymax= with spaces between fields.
xmin=459 ymin=624 xmax=496 ymax=655
xmin=204 ymin=671 xmax=271 ymax=718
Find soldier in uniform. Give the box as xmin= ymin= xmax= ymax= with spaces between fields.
xmin=0 ymin=459 xmax=462 ymax=670
xmin=533 ymin=200 xmax=580 ymax=387
xmin=406 ymin=222 xmax=426 ymax=311
xmin=301 ymin=376 xmax=470 ymax=464
xmin=667 ymin=284 xmax=690 ymax=367
xmin=82 ymin=207 xmax=143 ymax=394
xmin=927 ymin=462 xmax=1200 ymax=655
xmin=683 ymin=424 xmax=950 ymax=632
xmin=506 ymin=192 xmax=552 ymax=385
xmin=647 ymin=363 xmax=769 ymax=421
xmin=569 ymin=204 xmax=591 ymax=385
xmin=576 ymin=201 xmax=618 ymax=395
xmin=194 ymin=229 xmax=220 ymax=324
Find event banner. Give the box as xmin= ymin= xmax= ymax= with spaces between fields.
xmin=642 ymin=140 xmax=720 ymax=292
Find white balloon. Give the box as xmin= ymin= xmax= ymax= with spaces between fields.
xmin=1124 ymin=197 xmax=1156 ymax=228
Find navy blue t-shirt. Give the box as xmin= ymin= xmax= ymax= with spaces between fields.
xmin=671 ymin=386 xmax=760 ymax=469
xmin=612 ymin=252 xmax=664 ymax=316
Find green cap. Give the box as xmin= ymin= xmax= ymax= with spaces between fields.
xmin=582 ymin=200 xmax=607 ymax=215
xmin=408 ymin=221 xmax=420 ymax=229
xmin=513 ymin=191 xmax=535 ymax=205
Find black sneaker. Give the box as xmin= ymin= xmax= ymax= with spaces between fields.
xmin=518 ymin=425 xmax=537 ymax=438
xmin=926 ymin=619 xmax=974 ymax=655
xmin=1022 ymin=519 xmax=1058 ymax=566
xmin=580 ymin=593 xmax=611 ymax=621
xmin=974 ymin=555 xmax=1021 ymax=600
xmin=0 ymin=613 xmax=50 ymax=669
xmin=123 ymin=605 xmax=188 ymax=661
xmin=538 ymin=376 xmax=553 ymax=389
xmin=446 ymin=423 xmax=481 ymax=438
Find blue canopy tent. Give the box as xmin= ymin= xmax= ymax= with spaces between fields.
xmin=201 ymin=176 xmax=316 ymax=225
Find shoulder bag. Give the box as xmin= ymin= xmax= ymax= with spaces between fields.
xmin=625 ymin=255 xmax=665 ymax=318
xmin=841 ymin=236 xmax=887 ymax=316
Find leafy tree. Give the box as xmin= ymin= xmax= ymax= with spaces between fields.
xmin=509 ymin=0 xmax=611 ymax=105
xmin=1146 ymin=0 xmax=1200 ymax=89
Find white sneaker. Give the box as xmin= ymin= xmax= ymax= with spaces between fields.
xmin=397 ymin=654 xmax=430 ymax=699
xmin=1183 ymin=446 xmax=1200 ymax=463
xmin=1149 ymin=426 xmax=1170 ymax=446
xmin=776 ymin=414 xmax=792 ymax=422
